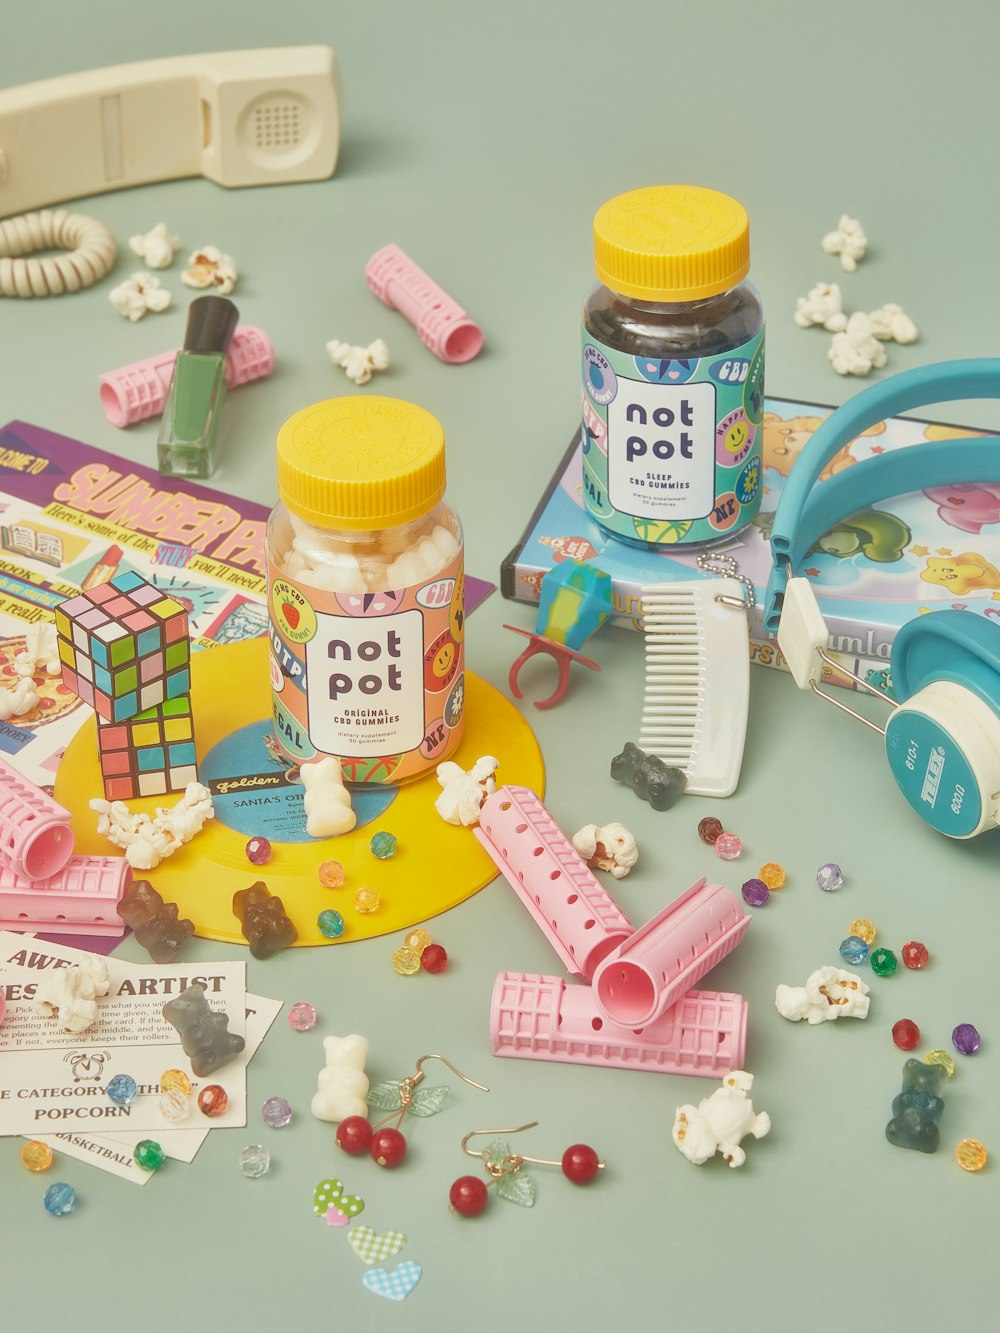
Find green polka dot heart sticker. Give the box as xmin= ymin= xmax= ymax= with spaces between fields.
xmin=313 ymin=1178 xmax=365 ymax=1227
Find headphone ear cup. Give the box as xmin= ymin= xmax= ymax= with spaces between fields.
xmin=885 ymin=680 xmax=1000 ymax=837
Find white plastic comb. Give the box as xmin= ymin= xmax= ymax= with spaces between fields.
xmin=775 ymin=577 xmax=829 ymax=689
xmin=638 ymin=579 xmax=750 ymax=798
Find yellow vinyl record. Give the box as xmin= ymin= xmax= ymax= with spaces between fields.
xmin=56 ymin=637 xmax=544 ymax=946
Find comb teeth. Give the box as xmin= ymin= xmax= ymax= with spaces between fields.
xmin=636 ymin=579 xmax=750 ymax=797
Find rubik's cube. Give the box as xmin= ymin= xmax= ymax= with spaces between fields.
xmin=55 ymin=572 xmax=199 ymax=800
xmin=55 ymin=572 xmax=190 ymax=723
xmin=97 ymin=696 xmax=198 ymax=800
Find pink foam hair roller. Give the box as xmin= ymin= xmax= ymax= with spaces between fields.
xmin=475 ymin=786 xmax=633 ymax=981
xmin=591 ymin=878 xmax=750 ymax=1027
xmin=0 ymin=754 xmax=75 ymax=880
xmin=0 ymin=854 xmax=130 ymax=936
xmin=98 ymin=325 xmax=275 ymax=427
xmin=365 ymin=243 xmax=483 ymax=364
xmin=490 ymin=972 xmax=748 ymax=1077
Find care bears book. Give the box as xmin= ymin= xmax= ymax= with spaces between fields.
xmin=502 ymin=397 xmax=1000 ymax=691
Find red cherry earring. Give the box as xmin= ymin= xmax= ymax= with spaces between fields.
xmin=336 ymin=1053 xmax=489 ymax=1169
xmin=449 ymin=1121 xmax=605 ymax=1216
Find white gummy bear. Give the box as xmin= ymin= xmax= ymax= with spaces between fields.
xmin=311 ymin=1033 xmax=371 ymax=1122
xmin=672 ymin=1070 xmax=771 ymax=1168
xmin=434 ymin=756 xmax=499 ymax=826
xmin=301 ymin=757 xmax=357 ymax=837
xmin=571 ymin=822 xmax=639 ymax=879
xmin=34 ymin=957 xmax=110 ymax=1033
xmin=775 ymin=964 xmax=871 ymax=1024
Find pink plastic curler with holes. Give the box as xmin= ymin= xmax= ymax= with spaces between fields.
xmin=591 ymin=879 xmax=750 ymax=1028
xmin=475 ymin=786 xmax=633 ymax=981
xmin=98 ymin=325 xmax=275 ymax=427
xmin=490 ymin=971 xmax=748 ymax=1077
xmin=0 ymin=853 xmax=130 ymax=936
xmin=365 ymin=243 xmax=483 ymax=364
xmin=0 ymin=754 xmax=75 ymax=881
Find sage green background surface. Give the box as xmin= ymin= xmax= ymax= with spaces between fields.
xmin=3 ymin=2 xmax=1000 ymax=1327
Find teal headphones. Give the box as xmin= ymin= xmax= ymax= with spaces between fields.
xmin=765 ymin=358 xmax=1000 ymax=838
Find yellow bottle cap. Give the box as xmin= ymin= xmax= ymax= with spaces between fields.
xmin=593 ymin=185 xmax=750 ymax=303
xmin=276 ymin=396 xmax=446 ymax=530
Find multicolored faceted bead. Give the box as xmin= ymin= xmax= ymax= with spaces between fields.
xmin=741 ymin=878 xmax=770 ymax=907
xmin=198 ymin=1085 xmax=229 ymax=1118
xmin=262 ymin=1096 xmax=293 ymax=1128
xmin=160 ymin=1069 xmax=192 ymax=1095
xmin=849 ymin=918 xmax=877 ymax=945
xmin=924 ymin=1049 xmax=956 ymax=1078
xmin=870 ymin=948 xmax=897 ymax=977
xmin=714 ymin=833 xmax=743 ymax=861
xmin=370 ymin=831 xmax=397 ymax=860
xmin=246 ymin=836 xmax=272 ymax=866
xmin=318 ymin=909 xmax=345 ymax=938
xmin=902 ymin=940 xmax=929 ymax=970
xmin=816 ymin=862 xmax=844 ymax=892
xmin=106 ymin=1074 xmax=138 ymax=1107
xmin=355 ymin=886 xmax=380 ymax=914
xmin=955 ymin=1138 xmax=988 ymax=1172
xmin=318 ymin=859 xmax=345 ymax=888
xmin=392 ymin=946 xmax=422 ymax=975
xmin=839 ymin=935 xmax=869 ymax=965
xmin=288 ymin=1001 xmax=317 ymax=1032
xmin=952 ymin=1023 xmax=981 ymax=1055
xmin=134 ymin=1140 xmax=165 ymax=1173
xmin=758 ymin=862 xmax=785 ymax=889
xmin=421 ymin=943 xmax=449 ymax=973
xmin=239 ymin=1145 xmax=270 ymax=1179
xmin=159 ymin=1089 xmax=190 ymax=1122
xmin=20 ymin=1141 xmax=53 ymax=1172
xmin=43 ymin=1182 xmax=76 ymax=1216
xmin=404 ymin=928 xmax=432 ymax=953
xmin=892 ymin=1019 xmax=920 ymax=1051
xmin=698 ymin=816 xmax=724 ymax=845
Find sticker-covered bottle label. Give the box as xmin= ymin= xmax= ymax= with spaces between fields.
xmin=267 ymin=553 xmax=465 ymax=783
xmin=581 ymin=326 xmax=765 ymax=546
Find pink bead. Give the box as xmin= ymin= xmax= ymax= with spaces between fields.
xmin=246 ymin=837 xmax=272 ymax=866
xmin=714 ymin=833 xmax=743 ymax=861
xmin=287 ymin=1001 xmax=317 ymax=1032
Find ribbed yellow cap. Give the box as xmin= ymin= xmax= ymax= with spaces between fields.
xmin=593 ymin=185 xmax=750 ymax=303
xmin=276 ymin=397 xmax=446 ymax=530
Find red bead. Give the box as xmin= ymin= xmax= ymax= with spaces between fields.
xmin=901 ymin=940 xmax=929 ymax=970
xmin=371 ymin=1126 xmax=407 ymax=1168
xmin=335 ymin=1116 xmax=373 ymax=1155
xmin=449 ymin=1175 xmax=489 ymax=1216
xmin=561 ymin=1143 xmax=600 ymax=1184
xmin=892 ymin=1018 xmax=920 ymax=1051
xmin=421 ymin=943 xmax=448 ymax=974
xmin=698 ymin=816 xmax=724 ymax=845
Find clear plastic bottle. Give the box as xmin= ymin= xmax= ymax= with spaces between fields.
xmin=581 ymin=185 xmax=765 ymax=549
xmin=266 ymin=396 xmax=465 ymax=784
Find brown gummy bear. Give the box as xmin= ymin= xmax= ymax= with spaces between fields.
xmin=162 ymin=983 xmax=246 ymax=1077
xmin=232 ymin=880 xmax=298 ymax=959
xmin=117 ymin=878 xmax=195 ymax=964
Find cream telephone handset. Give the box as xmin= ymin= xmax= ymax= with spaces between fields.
xmin=0 ymin=46 xmax=340 ymax=215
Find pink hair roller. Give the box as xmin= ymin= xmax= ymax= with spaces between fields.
xmin=365 ymin=243 xmax=483 ymax=364
xmin=490 ymin=972 xmax=748 ymax=1077
xmin=0 ymin=854 xmax=130 ymax=936
xmin=98 ymin=325 xmax=275 ymax=427
xmin=0 ymin=754 xmax=75 ymax=881
xmin=591 ymin=878 xmax=750 ymax=1028
xmin=475 ymin=786 xmax=633 ymax=981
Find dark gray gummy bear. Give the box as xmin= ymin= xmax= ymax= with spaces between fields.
xmin=610 ymin=741 xmax=687 ymax=811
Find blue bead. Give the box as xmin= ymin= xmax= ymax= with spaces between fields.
xmin=43 ymin=1182 xmax=76 ymax=1216
xmin=839 ymin=935 xmax=869 ymax=965
xmin=370 ymin=831 xmax=397 ymax=860
xmin=106 ymin=1074 xmax=138 ymax=1107
xmin=317 ymin=909 xmax=345 ymax=939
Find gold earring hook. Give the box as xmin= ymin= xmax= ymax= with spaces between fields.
xmin=371 ymin=1054 xmax=490 ymax=1132
xmin=413 ymin=1054 xmax=490 ymax=1093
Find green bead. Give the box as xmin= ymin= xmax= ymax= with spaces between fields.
xmin=134 ymin=1139 xmax=165 ymax=1173
xmin=870 ymin=947 xmax=897 ymax=977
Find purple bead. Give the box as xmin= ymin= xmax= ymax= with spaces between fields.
xmin=261 ymin=1096 xmax=292 ymax=1128
xmin=246 ymin=837 xmax=272 ymax=866
xmin=741 ymin=878 xmax=770 ymax=907
xmin=952 ymin=1023 xmax=981 ymax=1055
